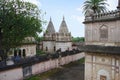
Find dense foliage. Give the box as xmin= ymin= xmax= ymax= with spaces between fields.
xmin=83 ymin=0 xmax=108 ymax=15
xmin=36 ymin=50 xmax=45 ymax=55
xmin=35 ymin=36 xmax=44 ymax=42
xmin=72 ymin=37 xmax=85 ymax=42
xmin=0 ymin=0 xmax=43 ymax=49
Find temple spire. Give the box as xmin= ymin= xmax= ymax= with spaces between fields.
xmin=59 ymin=16 xmax=69 ymax=33
xmin=117 ymin=0 xmax=120 ymax=10
xmin=46 ymin=17 xmax=55 ymax=33
xmin=63 ymin=16 xmax=65 ymax=21
xmin=50 ymin=17 xmax=52 ymax=21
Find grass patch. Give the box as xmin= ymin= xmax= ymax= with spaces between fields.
xmin=25 ymin=76 xmax=40 ymax=80
xmin=78 ymin=57 xmax=85 ymax=64
xmin=63 ymin=58 xmax=85 ymax=68
xmin=36 ymin=50 xmax=45 ymax=55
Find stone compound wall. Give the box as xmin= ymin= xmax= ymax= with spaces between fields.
xmin=85 ymin=53 xmax=120 ymax=80
xmin=0 ymin=68 xmax=23 ymax=80
xmin=0 ymin=52 xmax=84 ymax=80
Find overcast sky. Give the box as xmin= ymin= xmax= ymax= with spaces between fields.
xmin=25 ymin=0 xmax=118 ymax=37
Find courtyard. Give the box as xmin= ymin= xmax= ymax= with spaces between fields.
xmin=26 ymin=59 xmax=84 ymax=80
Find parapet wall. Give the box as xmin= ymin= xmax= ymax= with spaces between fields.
xmin=84 ymin=10 xmax=120 ymax=23
xmin=0 ymin=52 xmax=84 ymax=80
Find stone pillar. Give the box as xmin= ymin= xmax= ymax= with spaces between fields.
xmin=112 ymin=58 xmax=115 ymax=80
xmin=85 ymin=53 xmax=93 ymax=80
xmin=115 ymin=59 xmax=119 ymax=80
xmin=92 ymin=55 xmax=96 ymax=80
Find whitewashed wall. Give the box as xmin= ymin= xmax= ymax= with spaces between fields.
xmin=0 ymin=52 xmax=84 ymax=80
xmin=43 ymin=41 xmax=55 ymax=53
xmin=0 ymin=68 xmax=23 ymax=80
xmin=19 ymin=44 xmax=36 ymax=57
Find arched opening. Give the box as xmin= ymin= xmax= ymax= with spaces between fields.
xmin=14 ymin=50 xmax=17 ymax=57
xmin=100 ymin=25 xmax=108 ymax=41
xmin=97 ymin=69 xmax=110 ymax=80
xmin=18 ymin=50 xmax=21 ymax=57
xmin=23 ymin=49 xmax=26 ymax=58
xmin=54 ymin=46 xmax=56 ymax=51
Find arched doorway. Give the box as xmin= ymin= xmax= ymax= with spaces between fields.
xmin=97 ymin=69 xmax=110 ymax=80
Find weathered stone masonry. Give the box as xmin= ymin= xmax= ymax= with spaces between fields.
xmin=83 ymin=0 xmax=120 ymax=80
xmin=43 ymin=17 xmax=72 ymax=53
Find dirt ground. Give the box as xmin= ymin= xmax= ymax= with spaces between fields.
xmin=26 ymin=60 xmax=85 ymax=80
xmin=44 ymin=62 xmax=84 ymax=80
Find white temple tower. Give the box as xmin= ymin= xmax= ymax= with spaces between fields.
xmin=43 ymin=17 xmax=72 ymax=53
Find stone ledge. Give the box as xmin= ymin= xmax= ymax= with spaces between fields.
xmin=79 ymin=45 xmax=120 ymax=55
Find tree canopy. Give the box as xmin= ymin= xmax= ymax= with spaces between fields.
xmin=72 ymin=37 xmax=85 ymax=42
xmin=35 ymin=36 xmax=44 ymax=42
xmin=83 ymin=0 xmax=109 ymax=15
xmin=0 ymin=0 xmax=43 ymax=49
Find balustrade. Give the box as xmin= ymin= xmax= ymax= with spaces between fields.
xmin=85 ymin=10 xmax=120 ymax=21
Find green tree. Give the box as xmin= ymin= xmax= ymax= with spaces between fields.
xmin=35 ymin=36 xmax=44 ymax=42
xmin=72 ymin=37 xmax=85 ymax=42
xmin=83 ymin=0 xmax=108 ymax=15
xmin=0 ymin=0 xmax=43 ymax=50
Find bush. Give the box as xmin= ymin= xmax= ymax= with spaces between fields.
xmin=36 ymin=50 xmax=45 ymax=55
xmin=78 ymin=58 xmax=85 ymax=64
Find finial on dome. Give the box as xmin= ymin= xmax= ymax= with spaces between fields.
xmin=63 ymin=16 xmax=65 ymax=21
xmin=50 ymin=17 xmax=52 ymax=21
